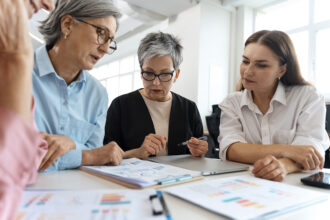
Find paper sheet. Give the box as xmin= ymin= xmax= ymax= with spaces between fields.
xmin=81 ymin=158 xmax=201 ymax=187
xmin=16 ymin=189 xmax=166 ymax=220
xmin=165 ymin=175 xmax=328 ymax=220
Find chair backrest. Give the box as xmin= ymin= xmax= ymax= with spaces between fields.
xmin=324 ymin=104 xmax=330 ymax=168
xmin=205 ymin=105 xmax=221 ymax=157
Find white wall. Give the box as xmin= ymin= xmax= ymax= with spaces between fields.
xmin=165 ymin=5 xmax=201 ymax=103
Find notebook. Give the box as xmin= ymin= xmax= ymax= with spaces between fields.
xmin=147 ymin=155 xmax=249 ymax=176
xmin=81 ymin=158 xmax=202 ymax=189
xmin=17 ymin=189 xmax=170 ymax=220
xmin=165 ymin=175 xmax=328 ymax=220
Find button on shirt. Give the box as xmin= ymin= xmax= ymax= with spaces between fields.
xmin=32 ymin=45 xmax=108 ymax=171
xmin=218 ymin=82 xmax=330 ymax=161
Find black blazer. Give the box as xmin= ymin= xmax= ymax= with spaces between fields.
xmin=104 ymin=90 xmax=203 ymax=155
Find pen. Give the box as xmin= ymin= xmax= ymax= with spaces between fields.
xmin=157 ymin=191 xmax=172 ymax=220
xmin=149 ymin=191 xmax=172 ymax=220
xmin=178 ymin=136 xmax=208 ymax=147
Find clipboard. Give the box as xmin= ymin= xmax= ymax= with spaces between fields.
xmin=80 ymin=158 xmax=203 ymax=189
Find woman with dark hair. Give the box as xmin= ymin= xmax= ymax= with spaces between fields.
xmin=219 ymin=30 xmax=329 ymax=181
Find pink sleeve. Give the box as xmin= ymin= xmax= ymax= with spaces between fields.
xmin=0 ymin=106 xmax=47 ymax=220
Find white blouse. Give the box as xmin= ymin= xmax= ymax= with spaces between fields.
xmin=218 ymin=82 xmax=330 ymax=161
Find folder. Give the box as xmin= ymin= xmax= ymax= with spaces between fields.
xmin=81 ymin=158 xmax=203 ymax=189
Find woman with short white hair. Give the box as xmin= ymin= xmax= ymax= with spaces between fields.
xmin=104 ymin=32 xmax=208 ymax=159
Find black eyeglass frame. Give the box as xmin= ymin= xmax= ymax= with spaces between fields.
xmin=75 ymin=18 xmax=117 ymax=54
xmin=141 ymin=70 xmax=175 ymax=82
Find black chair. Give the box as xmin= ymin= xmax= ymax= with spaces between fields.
xmin=205 ymin=104 xmax=221 ymax=158
xmin=324 ymin=104 xmax=330 ymax=168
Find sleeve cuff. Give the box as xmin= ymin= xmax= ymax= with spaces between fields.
xmin=219 ymin=136 xmax=246 ymax=161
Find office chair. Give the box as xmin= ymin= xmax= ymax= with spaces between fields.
xmin=324 ymin=104 xmax=330 ymax=168
xmin=205 ymin=104 xmax=221 ymax=158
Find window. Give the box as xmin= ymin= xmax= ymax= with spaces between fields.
xmin=90 ymin=55 xmax=143 ymax=105
xmin=255 ymin=0 xmax=330 ymax=99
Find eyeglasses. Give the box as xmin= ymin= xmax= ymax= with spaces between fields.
xmin=75 ymin=18 xmax=117 ymax=55
xmin=141 ymin=71 xmax=174 ymax=82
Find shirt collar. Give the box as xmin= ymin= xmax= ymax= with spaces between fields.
xmin=240 ymin=81 xmax=287 ymax=109
xmin=35 ymin=45 xmax=56 ymax=77
xmin=35 ymin=45 xmax=87 ymax=85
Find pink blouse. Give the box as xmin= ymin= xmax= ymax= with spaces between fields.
xmin=0 ymin=106 xmax=47 ymax=220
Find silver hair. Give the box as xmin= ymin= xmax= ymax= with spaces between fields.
xmin=138 ymin=32 xmax=183 ymax=70
xmin=39 ymin=0 xmax=121 ymax=49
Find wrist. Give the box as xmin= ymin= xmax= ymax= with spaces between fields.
xmin=82 ymin=150 xmax=95 ymax=166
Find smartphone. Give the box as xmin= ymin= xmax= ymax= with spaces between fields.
xmin=301 ymin=171 xmax=330 ymax=189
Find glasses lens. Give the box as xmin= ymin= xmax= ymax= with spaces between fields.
xmin=97 ymin=29 xmax=107 ymax=45
xmin=159 ymin=73 xmax=173 ymax=82
xmin=108 ymin=40 xmax=117 ymax=54
xmin=142 ymin=72 xmax=155 ymax=81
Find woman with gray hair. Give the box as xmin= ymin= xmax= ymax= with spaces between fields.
xmin=33 ymin=0 xmax=124 ymax=171
xmin=104 ymin=32 xmax=208 ymax=159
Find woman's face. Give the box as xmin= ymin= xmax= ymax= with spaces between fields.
xmin=65 ymin=16 xmax=117 ymax=70
xmin=240 ymin=43 xmax=286 ymax=94
xmin=25 ymin=0 xmax=54 ymax=18
xmin=141 ymin=55 xmax=179 ymax=102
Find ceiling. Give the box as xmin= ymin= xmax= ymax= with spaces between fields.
xmin=29 ymin=0 xmax=201 ymax=50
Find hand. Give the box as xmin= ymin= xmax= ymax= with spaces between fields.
xmin=187 ymin=138 xmax=208 ymax=157
xmin=252 ymin=155 xmax=288 ymax=182
xmin=134 ymin=134 xmax=167 ymax=159
xmin=39 ymin=133 xmax=76 ymax=170
xmin=283 ymin=145 xmax=323 ymax=170
xmin=82 ymin=142 xmax=124 ymax=166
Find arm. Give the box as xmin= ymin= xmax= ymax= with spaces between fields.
xmin=40 ymin=90 xmax=109 ymax=170
xmin=0 ymin=0 xmax=33 ymax=123
xmin=187 ymin=103 xmax=208 ymax=157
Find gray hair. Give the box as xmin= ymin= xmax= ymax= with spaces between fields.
xmin=39 ymin=0 xmax=121 ymax=49
xmin=138 ymin=32 xmax=183 ymax=70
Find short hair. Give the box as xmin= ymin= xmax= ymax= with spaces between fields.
xmin=138 ymin=32 xmax=183 ymax=70
xmin=238 ymin=30 xmax=309 ymax=91
xmin=39 ymin=0 xmax=121 ymax=49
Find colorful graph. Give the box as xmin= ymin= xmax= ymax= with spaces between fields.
xmin=24 ymin=195 xmax=39 ymax=208
xmin=100 ymin=193 xmax=131 ymax=205
xmin=37 ymin=193 xmax=53 ymax=205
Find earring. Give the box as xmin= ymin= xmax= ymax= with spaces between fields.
xmin=64 ymin=33 xmax=68 ymax=39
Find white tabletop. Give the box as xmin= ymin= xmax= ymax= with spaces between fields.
xmin=26 ymin=167 xmax=330 ymax=220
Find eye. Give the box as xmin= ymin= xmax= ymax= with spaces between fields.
xmin=256 ymin=64 xmax=268 ymax=68
xmin=242 ymin=60 xmax=249 ymax=65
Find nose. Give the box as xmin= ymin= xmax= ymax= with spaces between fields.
xmin=243 ymin=64 xmax=254 ymax=77
xmin=98 ymin=40 xmax=111 ymax=54
xmin=42 ymin=0 xmax=55 ymax=11
xmin=153 ymin=76 xmax=161 ymax=85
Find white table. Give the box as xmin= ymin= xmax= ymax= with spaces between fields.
xmin=27 ymin=167 xmax=330 ymax=220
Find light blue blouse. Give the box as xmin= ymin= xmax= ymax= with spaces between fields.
xmin=33 ymin=45 xmax=108 ymax=171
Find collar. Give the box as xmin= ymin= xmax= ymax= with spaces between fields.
xmin=240 ymin=81 xmax=287 ymax=110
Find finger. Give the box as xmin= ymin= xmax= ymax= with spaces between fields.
xmin=188 ymin=146 xmax=204 ymax=156
xmin=40 ymin=132 xmax=48 ymax=139
xmin=149 ymin=141 xmax=162 ymax=154
xmin=150 ymin=137 xmax=162 ymax=149
xmin=150 ymin=135 xmax=166 ymax=149
xmin=145 ymin=145 xmax=157 ymax=155
xmin=252 ymin=156 xmax=273 ymax=174
xmin=40 ymin=149 xmax=61 ymax=170
xmin=313 ymin=149 xmax=324 ymax=169
xmin=271 ymin=172 xmax=285 ymax=182
xmin=311 ymin=153 xmax=320 ymax=169
xmin=306 ymin=154 xmax=316 ymax=170
xmin=261 ymin=167 xmax=281 ymax=180
xmin=39 ymin=143 xmax=57 ymax=169
xmin=254 ymin=162 xmax=277 ymax=177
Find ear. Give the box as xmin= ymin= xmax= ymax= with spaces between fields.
xmin=60 ymin=15 xmax=75 ymax=38
xmin=278 ymin=63 xmax=287 ymax=78
xmin=173 ymin=69 xmax=180 ymax=83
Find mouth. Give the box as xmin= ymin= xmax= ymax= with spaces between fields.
xmin=90 ymin=55 xmax=101 ymax=64
xmin=243 ymin=78 xmax=255 ymax=83
xmin=151 ymin=89 xmax=163 ymax=93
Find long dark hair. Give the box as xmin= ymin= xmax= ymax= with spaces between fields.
xmin=237 ymin=30 xmax=310 ymax=91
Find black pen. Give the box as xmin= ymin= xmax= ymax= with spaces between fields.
xmin=178 ymin=136 xmax=208 ymax=147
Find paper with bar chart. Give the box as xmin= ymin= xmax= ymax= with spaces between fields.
xmin=81 ymin=158 xmax=201 ymax=188
xmin=16 ymin=189 xmax=166 ymax=220
xmin=165 ymin=175 xmax=328 ymax=220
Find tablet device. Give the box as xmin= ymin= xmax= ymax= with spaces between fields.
xmin=147 ymin=155 xmax=249 ymax=176
xmin=301 ymin=171 xmax=330 ymax=189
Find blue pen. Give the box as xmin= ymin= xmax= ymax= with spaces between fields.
xmin=157 ymin=191 xmax=172 ymax=220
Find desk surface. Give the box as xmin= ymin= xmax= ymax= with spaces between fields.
xmin=27 ymin=166 xmax=330 ymax=220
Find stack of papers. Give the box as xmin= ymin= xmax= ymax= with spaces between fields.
xmin=81 ymin=158 xmax=201 ymax=188
xmin=165 ymin=175 xmax=328 ymax=220
xmin=17 ymin=189 xmax=167 ymax=220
